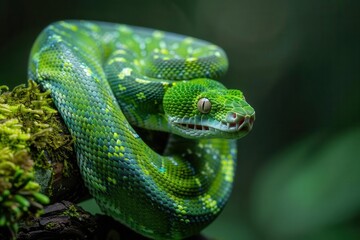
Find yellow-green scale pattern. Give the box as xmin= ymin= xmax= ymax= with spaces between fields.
xmin=28 ymin=20 xmax=255 ymax=239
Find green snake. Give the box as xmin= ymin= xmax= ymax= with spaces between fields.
xmin=28 ymin=20 xmax=255 ymax=239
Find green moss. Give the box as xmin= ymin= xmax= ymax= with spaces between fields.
xmin=62 ymin=204 xmax=81 ymax=218
xmin=0 ymin=80 xmax=73 ymax=239
xmin=44 ymin=221 xmax=59 ymax=230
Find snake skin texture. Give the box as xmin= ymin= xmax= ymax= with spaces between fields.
xmin=28 ymin=20 xmax=255 ymax=239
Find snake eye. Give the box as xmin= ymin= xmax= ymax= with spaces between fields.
xmin=197 ymin=98 xmax=211 ymax=114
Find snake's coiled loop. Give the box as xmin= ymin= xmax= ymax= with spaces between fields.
xmin=29 ymin=20 xmax=254 ymax=239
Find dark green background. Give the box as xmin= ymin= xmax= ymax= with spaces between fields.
xmin=1 ymin=0 xmax=359 ymax=239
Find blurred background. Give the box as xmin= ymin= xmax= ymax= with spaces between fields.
xmin=1 ymin=0 xmax=359 ymax=239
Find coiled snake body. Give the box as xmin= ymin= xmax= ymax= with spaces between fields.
xmin=29 ymin=21 xmax=255 ymax=239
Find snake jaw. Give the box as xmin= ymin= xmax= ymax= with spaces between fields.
xmin=168 ymin=117 xmax=215 ymax=138
xmin=169 ymin=114 xmax=254 ymax=138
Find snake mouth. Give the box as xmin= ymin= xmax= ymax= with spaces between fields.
xmin=176 ymin=123 xmax=211 ymax=131
xmin=172 ymin=114 xmax=254 ymax=134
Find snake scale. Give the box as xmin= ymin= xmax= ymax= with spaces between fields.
xmin=28 ymin=20 xmax=255 ymax=239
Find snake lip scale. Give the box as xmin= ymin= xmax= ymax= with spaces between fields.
xmin=29 ymin=20 xmax=255 ymax=239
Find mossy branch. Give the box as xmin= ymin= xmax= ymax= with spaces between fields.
xmin=0 ymin=81 xmax=87 ymax=239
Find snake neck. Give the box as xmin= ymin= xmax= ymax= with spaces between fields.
xmin=105 ymin=59 xmax=174 ymax=132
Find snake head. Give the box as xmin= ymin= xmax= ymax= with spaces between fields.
xmin=164 ymin=79 xmax=255 ymax=139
